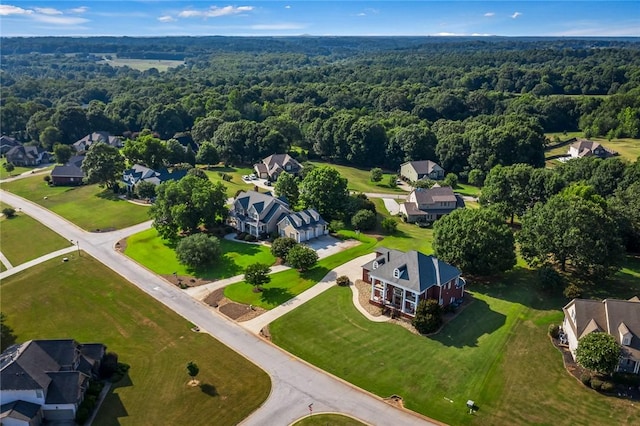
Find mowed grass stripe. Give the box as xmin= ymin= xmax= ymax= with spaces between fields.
xmin=0 ymin=212 xmax=71 ymax=265
xmin=1 ymin=254 xmax=270 ymax=426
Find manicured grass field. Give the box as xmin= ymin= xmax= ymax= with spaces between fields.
xmin=373 ymin=198 xmax=434 ymax=254
xmin=0 ymin=254 xmax=270 ymax=426
xmin=2 ymin=175 xmax=149 ymax=230
xmin=203 ymin=165 xmax=255 ymax=197
xmin=125 ymin=227 xmax=276 ymax=279
xmin=98 ymin=56 xmax=185 ymax=72
xmin=454 ymin=183 xmax=481 ymax=198
xmin=0 ymin=211 xmax=71 ymax=265
xmin=293 ymin=414 xmax=366 ymax=426
xmin=0 ymin=158 xmax=52 ymax=179
xmin=310 ymin=161 xmax=404 ymax=194
xmin=270 ymin=264 xmax=640 ymax=426
xmin=224 ymin=232 xmax=377 ymax=309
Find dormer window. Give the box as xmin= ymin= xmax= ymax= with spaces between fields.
xmin=372 ymin=261 xmax=379 ymax=269
xmin=285 ymin=164 xmax=291 ymax=171
xmin=622 ymin=336 xmax=631 ymax=346
xmin=393 ymin=268 xmax=400 ymax=278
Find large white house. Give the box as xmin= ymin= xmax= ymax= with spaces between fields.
xmin=563 ymin=297 xmax=640 ymax=374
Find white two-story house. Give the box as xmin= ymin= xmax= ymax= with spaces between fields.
xmin=399 ymin=185 xmax=465 ymax=223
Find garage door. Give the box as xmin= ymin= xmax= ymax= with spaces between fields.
xmin=44 ymin=408 xmax=75 ymax=421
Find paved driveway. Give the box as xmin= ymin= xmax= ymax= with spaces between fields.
xmin=303 ymin=235 xmax=360 ymax=259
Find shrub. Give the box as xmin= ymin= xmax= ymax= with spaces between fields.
xmin=563 ymin=282 xmax=582 ymax=299
xmin=271 ymin=237 xmax=298 ymax=258
xmin=548 ymin=324 xmax=560 ymax=339
xmin=351 ymin=209 xmax=376 ymax=231
xmin=387 ymin=175 xmax=397 ymax=188
xmin=44 ymin=175 xmax=51 ymax=183
xmin=580 ymin=372 xmax=592 ymax=386
xmin=244 ymin=234 xmax=257 ymax=242
xmin=286 ymin=244 xmax=318 ymax=271
xmin=412 ymin=299 xmax=443 ymax=334
xmin=443 ymin=173 xmax=458 ymax=188
xmin=370 ymin=167 xmax=383 ymax=182
xmin=336 ymin=276 xmax=350 ymax=286
xmin=612 ymin=372 xmax=640 ymax=386
xmin=2 ymin=207 xmax=16 ymax=218
xmin=329 ymin=220 xmax=345 ymax=233
xmin=381 ymin=217 xmax=398 ymax=234
xmin=601 ymin=381 xmax=616 ymax=392
xmin=99 ymin=352 xmax=119 ymax=379
xmin=590 ymin=377 xmax=603 ymax=391
xmin=236 ymin=232 xmax=247 ymax=240
xmin=176 ymin=234 xmax=222 ymax=269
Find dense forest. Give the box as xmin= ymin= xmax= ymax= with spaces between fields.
xmin=1 ymin=36 xmax=639 ymax=176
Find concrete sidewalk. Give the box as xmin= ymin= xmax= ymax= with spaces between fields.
xmin=0 ymin=251 xmax=14 ymax=269
xmin=0 ymin=246 xmax=77 ymax=280
xmin=241 ymin=253 xmax=376 ymax=333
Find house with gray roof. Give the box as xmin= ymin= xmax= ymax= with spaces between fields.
xmin=567 ymin=139 xmax=617 ymax=159
xmin=0 ymin=339 xmax=106 ymax=422
xmin=50 ymin=155 xmax=85 ymax=186
xmin=277 ymin=208 xmax=328 ymax=242
xmin=400 ymin=160 xmax=444 ymax=182
xmin=254 ymin=154 xmax=302 ymax=182
xmin=399 ymin=185 xmax=465 ymax=223
xmin=0 ymin=135 xmax=21 ymax=155
xmin=5 ymin=146 xmax=49 ymax=167
xmin=73 ymin=132 xmax=122 ymax=154
xmin=229 ymin=190 xmax=291 ymax=238
xmin=362 ymin=248 xmax=465 ymax=317
xmin=122 ymin=164 xmax=187 ymax=193
xmin=563 ymin=297 xmax=640 ymax=374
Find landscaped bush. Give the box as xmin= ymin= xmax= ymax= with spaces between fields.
xmin=328 ymin=220 xmax=345 ymax=233
xmin=244 ymin=234 xmax=257 ymax=242
xmin=412 ymin=299 xmax=443 ymax=334
xmin=99 ymin=352 xmax=119 ymax=379
xmin=285 ymin=244 xmax=318 ymax=271
xmin=111 ymin=362 xmax=131 ymax=383
xmin=236 ymin=232 xmax=247 ymax=240
xmin=548 ymin=324 xmax=560 ymax=339
xmin=43 ymin=175 xmax=51 ymax=183
xmin=381 ymin=217 xmax=398 ymax=234
xmin=580 ymin=372 xmax=592 ymax=386
xmin=270 ymin=237 xmax=298 ymax=259
xmin=87 ymin=380 xmax=104 ymax=397
xmin=2 ymin=207 xmax=16 ymax=218
xmin=336 ymin=276 xmax=350 ymax=286
xmin=600 ymin=381 xmax=616 ymax=392
xmin=351 ymin=209 xmax=376 ymax=231
xmin=590 ymin=377 xmax=603 ymax=391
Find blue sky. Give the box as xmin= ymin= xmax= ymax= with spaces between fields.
xmin=1 ymin=1 xmax=638 ymax=37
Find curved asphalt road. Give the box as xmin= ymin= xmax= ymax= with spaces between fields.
xmin=0 ymin=190 xmax=437 ymax=426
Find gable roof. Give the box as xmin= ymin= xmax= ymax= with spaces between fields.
xmin=402 ymin=160 xmax=442 ymax=175
xmin=259 ymin=153 xmax=302 ymax=177
xmin=122 ymin=164 xmax=186 ymax=186
xmin=5 ymin=145 xmax=45 ymax=161
xmin=234 ymin=190 xmax=291 ymax=225
xmin=0 ymin=400 xmax=42 ymax=422
xmin=413 ymin=186 xmax=458 ymax=204
xmin=278 ymin=208 xmax=326 ymax=231
xmin=570 ymin=139 xmax=617 ymax=158
xmin=74 ymin=132 xmax=121 ymax=152
xmin=51 ymin=161 xmax=85 ymax=179
xmin=0 ymin=135 xmax=21 ymax=154
xmin=563 ymin=297 xmax=640 ymax=359
xmin=362 ymin=248 xmax=461 ymax=293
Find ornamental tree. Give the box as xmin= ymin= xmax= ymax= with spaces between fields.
xmin=351 ymin=209 xmax=376 ymax=231
xmin=175 ymin=234 xmax=221 ymax=269
xmin=244 ymin=263 xmax=271 ymax=291
xmin=286 ymin=245 xmax=318 ymax=271
xmin=433 ymin=208 xmax=516 ymax=276
xmin=270 ymin=237 xmax=298 ymax=259
xmin=576 ymin=332 xmax=621 ymax=375
xmin=370 ymin=167 xmax=383 ymax=182
xmin=412 ymin=299 xmax=443 ymax=334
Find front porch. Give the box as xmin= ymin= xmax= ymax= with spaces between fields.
xmin=370 ymin=279 xmax=418 ymax=317
xmin=617 ymin=358 xmax=640 ymax=374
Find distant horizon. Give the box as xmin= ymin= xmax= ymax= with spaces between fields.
xmin=1 ymin=1 xmax=639 ymax=38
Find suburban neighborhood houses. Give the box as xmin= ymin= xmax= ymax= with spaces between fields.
xmin=1 ymin=33 xmax=640 ymax=426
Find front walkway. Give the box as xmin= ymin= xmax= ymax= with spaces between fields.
xmin=241 ymin=253 xmax=377 ymax=333
xmin=0 ymin=246 xmax=77 ymax=280
xmin=0 ymin=251 xmax=14 ymax=269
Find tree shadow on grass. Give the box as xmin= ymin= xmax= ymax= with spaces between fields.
xmin=96 ymin=189 xmax=123 ymax=201
xmin=200 ymin=383 xmax=218 ymax=397
xmin=302 ymin=266 xmax=330 ymax=282
xmin=260 ymin=287 xmax=294 ymax=307
xmin=96 ymin=374 xmax=132 ymax=425
xmin=191 ymin=240 xmax=269 ymax=280
xmin=431 ymin=297 xmax=506 ymax=348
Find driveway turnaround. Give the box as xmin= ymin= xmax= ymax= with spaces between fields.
xmin=0 ymin=190 xmax=438 ymax=426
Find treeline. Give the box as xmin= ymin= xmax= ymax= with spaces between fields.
xmin=1 ymin=37 xmax=639 ymax=175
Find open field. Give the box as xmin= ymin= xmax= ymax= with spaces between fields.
xmin=98 ymin=56 xmax=185 ymax=72
xmin=271 ymin=261 xmax=640 ymax=426
xmin=293 ymin=414 xmax=366 ymax=426
xmin=310 ymin=162 xmax=404 ymax=194
xmin=224 ymin=231 xmax=376 ymax=309
xmin=0 ymin=254 xmax=270 ymax=426
xmin=373 ymin=198 xmax=434 ymax=254
xmin=203 ymin=165 xmax=255 ymax=198
xmin=0 ymin=158 xmax=51 ymax=179
xmin=2 ymin=175 xmax=149 ymax=230
xmin=544 ymin=135 xmax=640 ymax=162
xmin=0 ymin=211 xmax=71 ymax=265
xmin=125 ymin=228 xmax=275 ymax=279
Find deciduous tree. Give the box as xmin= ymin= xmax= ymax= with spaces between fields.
xmin=244 ymin=263 xmax=271 ymax=291
xmin=299 ymin=166 xmax=348 ymax=221
xmin=270 ymin=237 xmax=298 ymax=259
xmin=274 ymin=172 xmax=299 ymax=207
xmin=82 ymin=142 xmax=125 ymax=190
xmin=53 ymin=143 xmax=73 ymax=164
xmin=576 ymin=333 xmax=621 ymax=375
xmin=286 ymin=244 xmax=318 ymax=271
xmin=175 ymin=234 xmax=221 ymax=269
xmin=412 ymin=299 xmax=442 ymax=334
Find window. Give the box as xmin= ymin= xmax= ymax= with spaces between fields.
xmin=372 ymin=261 xmax=379 ymax=269
xmin=36 ymin=389 xmax=43 ymax=398
xmin=405 ymin=291 xmax=416 ymax=302
xmin=285 ymin=164 xmax=291 ymax=170
xmin=393 ymin=268 xmax=400 ymax=278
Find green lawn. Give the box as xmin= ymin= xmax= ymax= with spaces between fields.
xmin=203 ymin=165 xmax=256 ymax=198
xmin=310 ymin=161 xmax=404 ymax=194
xmin=0 ymin=212 xmax=71 ymax=265
xmin=0 ymin=254 xmax=270 ymax=426
xmin=2 ymin=175 xmax=150 ymax=230
xmin=373 ymin=198 xmax=434 ymax=254
xmin=125 ymin=227 xmax=276 ymax=279
xmin=270 ymin=264 xmax=640 ymax=426
xmin=293 ymin=414 xmax=366 ymax=426
xmin=224 ymin=231 xmax=376 ymax=309
xmin=0 ymin=158 xmax=52 ymax=179
xmin=454 ymin=183 xmax=481 ymax=198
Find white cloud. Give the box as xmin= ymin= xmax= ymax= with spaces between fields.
xmin=357 ymin=12 xmax=366 ymax=17
xmin=32 ymin=14 xmax=89 ymax=25
xmin=158 ymin=15 xmax=176 ymax=23
xmin=284 ymin=5 xmax=291 ymax=9
xmin=34 ymin=7 xmax=63 ymax=15
xmin=178 ymin=5 xmax=254 ymax=19
xmin=484 ymin=12 xmax=495 ymax=17
xmin=70 ymin=6 xmax=88 ymax=14
xmin=511 ymin=12 xmax=522 ymax=19
xmin=0 ymin=5 xmax=33 ymax=15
